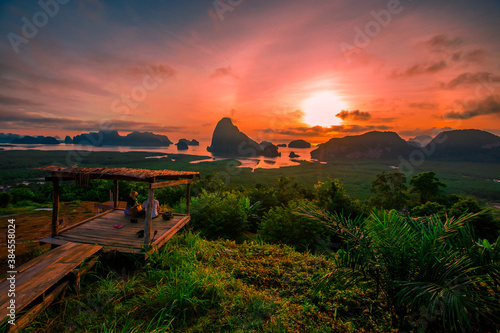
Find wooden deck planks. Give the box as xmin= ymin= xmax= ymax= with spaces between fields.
xmin=0 ymin=242 xmax=102 ymax=322
xmin=40 ymin=210 xmax=188 ymax=253
xmin=152 ymin=216 xmax=190 ymax=251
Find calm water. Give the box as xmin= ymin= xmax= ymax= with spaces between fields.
xmin=0 ymin=142 xmax=320 ymax=171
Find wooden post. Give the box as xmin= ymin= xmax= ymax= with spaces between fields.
xmin=51 ymin=178 xmax=59 ymax=237
xmin=144 ymin=184 xmax=154 ymax=249
xmin=186 ymin=183 xmax=191 ymax=215
xmin=113 ymin=180 xmax=119 ymax=209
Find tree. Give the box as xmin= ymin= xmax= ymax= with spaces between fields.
xmin=370 ymin=172 xmax=408 ymax=210
xmin=315 ymin=179 xmax=363 ymax=218
xmin=409 ymin=171 xmax=446 ymax=204
xmin=449 ymin=197 xmax=500 ymax=241
xmin=411 ymin=201 xmax=446 ymax=217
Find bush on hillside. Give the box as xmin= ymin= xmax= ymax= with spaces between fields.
xmin=0 ymin=192 xmax=11 ymax=207
xmin=181 ymin=191 xmax=253 ymax=239
xmin=258 ymin=200 xmax=327 ymax=251
xmin=9 ymin=187 xmax=35 ymax=204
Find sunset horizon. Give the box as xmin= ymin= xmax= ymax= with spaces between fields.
xmin=1 ymin=0 xmax=499 ymax=144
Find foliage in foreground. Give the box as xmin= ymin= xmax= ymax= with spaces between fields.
xmin=26 ymin=231 xmax=394 ymax=333
xmin=309 ymin=210 xmax=500 ymax=332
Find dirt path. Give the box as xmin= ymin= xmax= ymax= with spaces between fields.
xmin=0 ymin=201 xmax=126 ymax=276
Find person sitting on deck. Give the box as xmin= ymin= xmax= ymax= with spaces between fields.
xmin=142 ymin=199 xmax=159 ymax=218
xmin=125 ymin=191 xmax=138 ymax=215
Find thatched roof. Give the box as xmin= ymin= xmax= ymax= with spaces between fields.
xmin=37 ymin=166 xmax=200 ymax=182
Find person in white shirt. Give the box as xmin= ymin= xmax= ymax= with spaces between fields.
xmin=142 ymin=199 xmax=159 ymax=218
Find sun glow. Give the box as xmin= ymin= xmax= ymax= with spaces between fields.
xmin=302 ymin=92 xmax=348 ymax=127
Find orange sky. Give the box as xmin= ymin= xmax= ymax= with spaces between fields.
xmin=0 ymin=0 xmax=499 ymax=144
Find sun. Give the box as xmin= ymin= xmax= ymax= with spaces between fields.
xmin=301 ymin=91 xmax=348 ymax=127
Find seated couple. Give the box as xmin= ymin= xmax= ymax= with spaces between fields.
xmin=124 ymin=191 xmax=159 ymax=218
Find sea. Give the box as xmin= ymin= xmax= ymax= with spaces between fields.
xmin=0 ymin=142 xmax=322 ymax=171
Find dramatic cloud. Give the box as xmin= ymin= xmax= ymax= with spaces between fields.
xmin=0 ymin=94 xmax=43 ymax=106
xmin=261 ymin=124 xmax=390 ymax=137
xmin=391 ymin=61 xmax=447 ymax=78
xmin=452 ymin=49 xmax=488 ymax=63
xmin=335 ymin=109 xmax=371 ymax=121
xmin=408 ymin=102 xmax=438 ymax=109
xmin=210 ymin=66 xmax=239 ymax=79
xmin=424 ymin=34 xmax=465 ymax=51
xmin=0 ymin=109 xmax=185 ymax=133
xmin=441 ymin=72 xmax=500 ymax=89
xmin=443 ymin=95 xmax=500 ymax=119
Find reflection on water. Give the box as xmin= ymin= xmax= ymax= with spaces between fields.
xmin=2 ymin=142 xmax=321 ymax=170
xmin=0 ymin=143 xmax=210 ymax=154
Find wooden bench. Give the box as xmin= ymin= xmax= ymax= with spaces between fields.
xmin=0 ymin=242 xmax=102 ymax=332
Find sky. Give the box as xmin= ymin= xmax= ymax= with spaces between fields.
xmin=0 ymin=0 xmax=499 ymax=144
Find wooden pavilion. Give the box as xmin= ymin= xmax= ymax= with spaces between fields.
xmin=37 ymin=166 xmax=200 ymax=254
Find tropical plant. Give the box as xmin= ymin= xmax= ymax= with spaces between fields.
xmin=308 ymin=209 xmax=500 ymax=332
xmin=449 ymin=197 xmax=500 ymax=242
xmin=258 ymin=200 xmax=326 ymax=251
xmin=370 ymin=171 xmax=408 ymax=210
xmin=314 ymin=179 xmax=363 ymax=218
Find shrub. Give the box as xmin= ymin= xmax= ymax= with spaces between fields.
xmin=449 ymin=197 xmax=500 ymax=241
xmin=0 ymin=192 xmax=11 ymax=207
xmin=309 ymin=209 xmax=500 ymax=332
xmin=258 ymin=200 xmax=327 ymax=251
xmin=9 ymin=187 xmax=35 ymax=204
xmin=411 ymin=201 xmax=446 ymax=217
xmin=182 ymin=191 xmax=252 ymax=239
xmin=155 ymin=186 xmax=185 ymax=207
xmin=314 ymin=179 xmax=363 ymax=218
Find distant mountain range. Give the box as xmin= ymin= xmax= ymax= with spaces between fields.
xmin=1 ymin=124 xmax=499 ymax=162
xmin=0 ymin=131 xmax=173 ymax=146
xmin=0 ymin=133 xmax=60 ymax=144
xmin=311 ymin=129 xmax=500 ymax=162
xmin=311 ymin=131 xmax=412 ymax=160
xmin=71 ymin=130 xmax=173 ymax=146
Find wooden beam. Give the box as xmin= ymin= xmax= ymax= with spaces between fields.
xmin=51 ymin=178 xmax=59 ymax=237
xmin=149 ymin=178 xmax=196 ymax=189
xmin=113 ymin=180 xmax=119 ymax=209
xmin=186 ymin=183 xmax=191 ymax=216
xmin=143 ymin=184 xmax=154 ymax=249
xmin=150 ymin=216 xmax=190 ymax=253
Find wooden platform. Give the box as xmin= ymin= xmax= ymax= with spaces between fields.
xmin=0 ymin=242 xmax=102 ymax=330
xmin=40 ymin=209 xmax=190 ymax=254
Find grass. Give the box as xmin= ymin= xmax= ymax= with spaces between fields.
xmin=25 ymin=231 xmax=394 ymax=332
xmin=0 ymin=202 xmax=52 ymax=217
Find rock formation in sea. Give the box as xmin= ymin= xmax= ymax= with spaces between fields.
xmin=288 ymin=139 xmax=311 ymax=148
xmin=207 ymin=118 xmax=280 ymax=157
